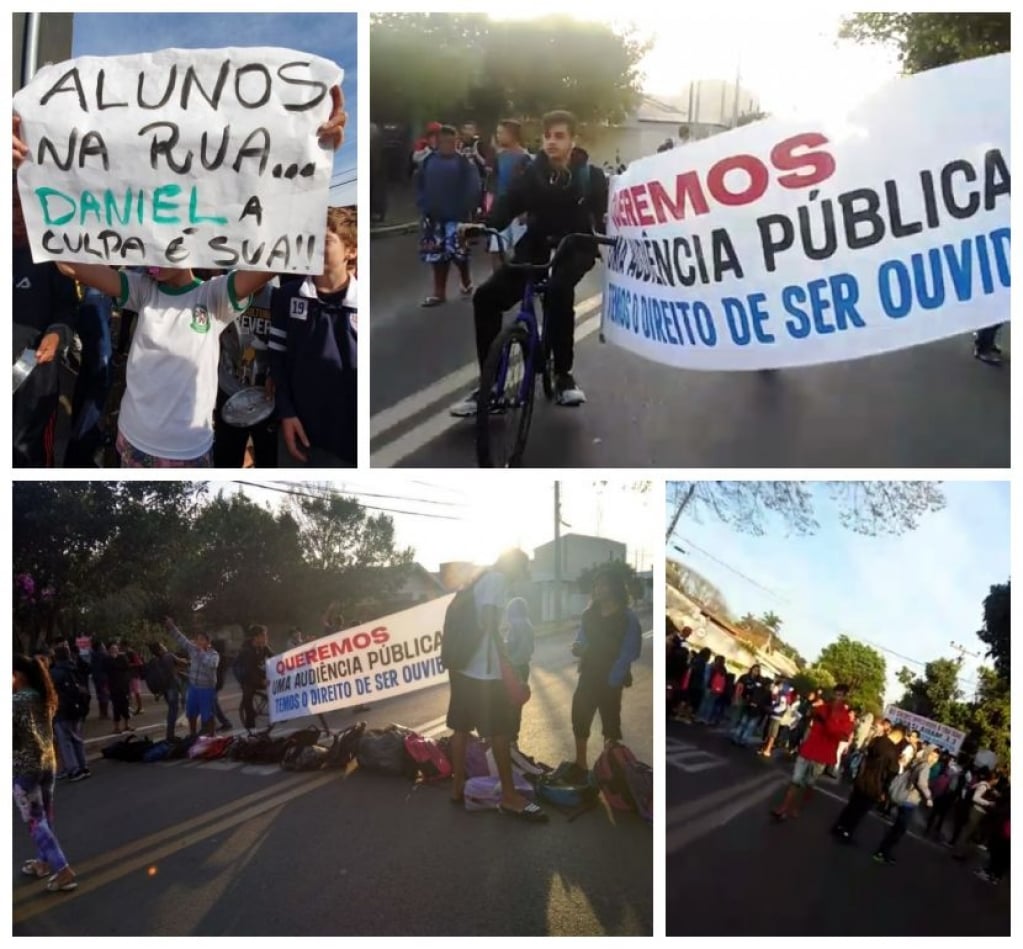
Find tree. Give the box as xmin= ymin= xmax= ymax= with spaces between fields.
xmin=839 ymin=13 xmax=1010 ymax=74
xmin=792 ymin=665 xmax=836 ymax=697
xmin=665 ymin=559 xmax=730 ymax=615
xmin=815 ymin=635 xmax=887 ymax=714
xmin=976 ymin=581 xmax=1009 ymax=683
xmin=759 ymin=611 xmax=782 ymax=632
xmin=371 ymin=13 xmax=648 ymax=128
xmin=577 ymin=559 xmax=644 ymax=602
xmin=895 ymin=657 xmax=964 ymax=724
xmin=667 ymin=481 xmax=945 ymax=538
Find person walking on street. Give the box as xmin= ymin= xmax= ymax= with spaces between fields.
xmin=89 ymin=640 xmax=109 ymax=720
xmin=771 ymin=685 xmax=854 ymax=822
xmin=832 ymin=722 xmax=905 ymax=843
xmin=760 ymin=687 xmax=798 ymax=758
xmin=164 ymin=619 xmax=220 ymax=737
xmin=952 ymin=769 xmax=1001 ymax=859
xmin=49 ymin=645 xmax=91 ymax=782
xmin=873 ymin=745 xmax=940 ymax=864
xmin=13 ymin=654 xmax=78 ymax=892
xmin=123 ymin=642 xmax=145 ymax=716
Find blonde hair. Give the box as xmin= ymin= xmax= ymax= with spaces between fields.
xmin=326 ymin=206 xmax=356 ymax=249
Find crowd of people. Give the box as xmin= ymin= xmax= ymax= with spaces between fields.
xmin=406 ymin=111 xmax=611 ymax=414
xmin=666 ymin=620 xmax=1011 ymax=884
xmin=13 ymin=86 xmax=357 ymax=469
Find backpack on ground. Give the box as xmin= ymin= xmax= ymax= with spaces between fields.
xmin=356 ymin=725 xmax=418 ymax=779
xmin=230 ymin=731 xmax=289 ymax=764
xmin=440 ymin=581 xmax=484 ymax=672
xmin=404 ymin=733 xmax=452 ymax=782
xmin=188 ymin=735 xmax=235 ymax=761
xmin=282 ymin=742 xmax=329 ymax=772
xmin=464 ymin=773 xmax=535 ymax=812
xmin=534 ymin=761 xmax=599 ymax=811
xmin=143 ymin=740 xmax=176 ymax=763
xmin=166 ymin=735 xmax=197 ymax=760
xmin=143 ymin=657 xmax=172 ymax=696
xmin=593 ymin=742 xmax=653 ymax=821
xmin=509 ymin=746 xmax=553 ymax=777
xmin=324 ymin=722 xmax=367 ymax=770
xmin=101 ymin=734 xmax=154 ymax=762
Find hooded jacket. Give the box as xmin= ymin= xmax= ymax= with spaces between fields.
xmin=486 ymin=147 xmax=608 ymax=260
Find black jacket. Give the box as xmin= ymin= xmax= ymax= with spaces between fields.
xmin=238 ymin=642 xmax=271 ymax=688
xmin=854 ymin=735 xmax=903 ymax=801
xmin=14 ymin=246 xmax=78 ymax=355
xmin=486 ymin=147 xmax=608 ymax=261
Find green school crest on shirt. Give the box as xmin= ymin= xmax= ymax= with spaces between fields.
xmin=190 ymin=305 xmax=211 ymax=334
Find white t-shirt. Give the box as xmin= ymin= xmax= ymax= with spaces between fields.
xmin=117 ymin=271 xmax=250 ymax=459
xmin=461 ymin=571 xmax=508 ymax=681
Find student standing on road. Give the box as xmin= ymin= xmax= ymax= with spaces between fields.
xmin=665 ymin=620 xmax=691 ymax=719
xmin=951 ymin=769 xmax=1000 ymax=859
xmin=211 ymin=638 xmax=234 ymax=733
xmin=49 ymin=645 xmax=91 ymax=783
xmin=123 ymin=641 xmax=145 ymax=716
xmin=696 ymin=655 xmax=728 ymax=724
xmin=873 ymin=745 xmax=940 ymax=864
xmin=89 ymin=639 xmax=110 ymax=720
xmin=164 ymin=619 xmax=220 ymax=737
xmin=237 ymin=626 xmax=272 ymax=733
xmin=13 ymin=654 xmax=78 ymax=892
xmin=148 ymin=642 xmax=184 ymax=742
xmin=771 ymin=685 xmax=854 ymax=822
xmin=684 ymin=647 xmax=711 ymax=723
xmin=417 ymin=126 xmax=480 ymax=307
xmin=104 ymin=642 xmax=133 ymax=736
xmin=452 ymin=110 xmax=609 ymax=415
xmin=445 ymin=549 xmax=548 ymax=822
xmin=761 ymin=687 xmax=798 ymax=758
xmin=831 ymin=722 xmax=905 ymax=843
xmin=731 ymin=666 xmax=768 ymax=745
xmin=571 ymin=568 xmax=643 ymax=774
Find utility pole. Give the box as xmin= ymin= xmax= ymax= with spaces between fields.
xmin=950 ymin=641 xmax=982 ymax=701
xmin=665 ymin=483 xmax=697 ymax=542
xmin=554 ymin=482 xmax=562 ymax=622
xmin=731 ymin=53 xmax=742 ymax=129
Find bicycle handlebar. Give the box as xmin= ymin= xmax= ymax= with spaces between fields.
xmin=463 ymin=226 xmax=615 ymax=270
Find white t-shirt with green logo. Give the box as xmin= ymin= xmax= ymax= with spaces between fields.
xmin=117 ymin=271 xmax=250 ymax=459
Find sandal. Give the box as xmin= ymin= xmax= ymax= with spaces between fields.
xmin=459 ymin=283 xmax=474 ymax=297
xmin=497 ymin=802 xmax=549 ymax=823
xmin=21 ymin=860 xmax=50 ymax=878
xmin=46 ymin=871 xmax=78 ymax=893
xmin=420 ymin=296 xmax=444 ymax=308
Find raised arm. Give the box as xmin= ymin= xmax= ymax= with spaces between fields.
xmin=55 ymin=262 xmax=122 ymax=299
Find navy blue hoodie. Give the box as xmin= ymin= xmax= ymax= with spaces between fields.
xmin=269 ymin=276 xmax=357 ymax=464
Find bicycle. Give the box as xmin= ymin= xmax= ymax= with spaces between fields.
xmin=465 ymin=226 xmax=616 ymax=467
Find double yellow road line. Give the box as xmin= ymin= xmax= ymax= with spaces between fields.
xmin=13 ymin=771 xmax=339 ymax=926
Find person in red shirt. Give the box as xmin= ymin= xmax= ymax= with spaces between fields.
xmin=771 ymin=684 xmax=854 ymax=821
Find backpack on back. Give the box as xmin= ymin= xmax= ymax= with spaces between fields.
xmin=593 ymin=742 xmax=653 ymax=821
xmin=441 ymin=581 xmax=484 ymax=672
xmin=144 ymin=657 xmax=172 ymax=696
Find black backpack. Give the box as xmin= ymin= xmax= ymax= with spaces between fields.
xmin=325 ymin=721 xmax=367 ymax=770
xmin=441 ymin=579 xmax=484 ymax=672
xmin=144 ymin=656 xmax=172 ymax=696
xmin=356 ymin=725 xmax=418 ymax=779
xmin=101 ymin=734 xmax=154 ymax=762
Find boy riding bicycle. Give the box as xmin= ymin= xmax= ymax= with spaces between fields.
xmin=451 ymin=109 xmax=609 ymax=417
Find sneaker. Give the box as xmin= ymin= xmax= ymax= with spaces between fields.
xmin=974 ymin=869 xmax=999 ymax=885
xmin=555 ymin=372 xmax=586 ymax=406
xmin=974 ymin=347 xmax=1003 ymax=365
xmin=55 ymin=771 xmax=69 ymax=781
xmin=449 ymin=388 xmax=502 ymax=418
xmin=69 ymin=769 xmax=89 ymax=783
xmin=872 ymin=852 xmax=896 ymax=865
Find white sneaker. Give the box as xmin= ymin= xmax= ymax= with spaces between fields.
xmin=450 ymin=390 xmax=481 ymax=418
xmin=555 ymin=373 xmax=586 ymax=406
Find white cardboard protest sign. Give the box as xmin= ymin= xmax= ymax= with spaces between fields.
xmin=267 ymin=594 xmax=455 ymax=724
xmin=603 ymin=54 xmax=1010 ymax=370
xmin=884 ymin=705 xmax=966 ymax=755
xmin=14 ymin=47 xmax=342 ymax=273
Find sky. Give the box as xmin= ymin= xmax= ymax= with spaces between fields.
xmin=71 ymin=13 xmax=357 ymax=206
xmin=665 ymin=482 xmax=1010 ymax=706
xmin=494 ymin=8 xmax=901 ymax=120
xmin=223 ymin=478 xmax=657 ymax=574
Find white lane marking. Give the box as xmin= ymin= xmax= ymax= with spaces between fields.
xmin=371 ymin=306 xmax=605 ymax=467
xmin=666 ymin=771 xmax=781 ymax=827
xmin=667 ymin=776 xmax=786 ymax=853
xmin=371 ymin=293 xmax=602 ymax=440
xmin=666 ymin=736 xmax=728 ymax=774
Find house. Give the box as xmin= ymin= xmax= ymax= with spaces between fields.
xmin=531 ymin=533 xmax=629 ymax=622
xmin=588 ymin=80 xmax=762 ymax=168
xmin=364 ymin=563 xmax=447 ymax=612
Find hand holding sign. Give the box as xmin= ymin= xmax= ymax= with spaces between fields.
xmin=14 ymin=47 xmax=345 ymax=273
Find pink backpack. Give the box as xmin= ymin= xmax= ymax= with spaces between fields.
xmin=403 ymin=733 xmax=452 ymax=782
xmin=593 ymin=742 xmax=653 ymax=822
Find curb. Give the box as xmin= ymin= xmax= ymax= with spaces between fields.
xmin=370 ymin=220 xmax=418 ymax=239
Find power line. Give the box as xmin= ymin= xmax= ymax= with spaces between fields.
xmin=231 ymin=480 xmax=464 ymax=522
xmin=671 ymin=531 xmax=982 ymax=690
xmin=261 ymin=480 xmax=468 ymax=509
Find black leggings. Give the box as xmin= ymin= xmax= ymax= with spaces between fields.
xmin=572 ymin=675 xmax=623 ymax=742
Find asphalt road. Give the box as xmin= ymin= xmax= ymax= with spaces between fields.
xmin=665 ymin=719 xmax=1010 ymax=937
xmin=14 ymin=624 xmax=653 ymax=937
xmin=369 ymin=231 xmax=1009 ymax=468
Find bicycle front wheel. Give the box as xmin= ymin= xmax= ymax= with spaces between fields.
xmin=476 ymin=322 xmax=537 ymax=468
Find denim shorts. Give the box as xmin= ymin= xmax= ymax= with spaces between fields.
xmin=791 ymin=755 xmax=827 ymax=788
